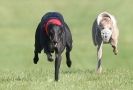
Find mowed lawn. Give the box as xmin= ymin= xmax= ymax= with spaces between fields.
xmin=0 ymin=0 xmax=133 ymax=90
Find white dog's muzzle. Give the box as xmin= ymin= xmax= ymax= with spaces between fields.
xmin=101 ymin=29 xmax=112 ymax=43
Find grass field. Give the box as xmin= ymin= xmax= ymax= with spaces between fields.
xmin=0 ymin=0 xmax=133 ymax=90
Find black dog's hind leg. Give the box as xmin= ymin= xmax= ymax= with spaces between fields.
xmin=64 ymin=23 xmax=72 ymax=68
xmin=66 ymin=44 xmax=72 ymax=68
xmin=33 ymin=51 xmax=39 ymax=64
xmin=55 ymin=53 xmax=62 ymax=81
xmin=33 ymin=23 xmax=43 ymax=64
xmin=33 ymin=43 xmax=43 ymax=64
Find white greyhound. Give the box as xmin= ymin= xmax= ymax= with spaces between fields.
xmin=92 ymin=12 xmax=119 ymax=73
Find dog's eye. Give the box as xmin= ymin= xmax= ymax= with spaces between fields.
xmin=49 ymin=33 xmax=54 ymax=40
xmin=59 ymin=29 xmax=62 ymax=33
xmin=58 ymin=30 xmax=63 ymax=36
xmin=100 ymin=27 xmax=104 ymax=30
xmin=49 ymin=29 xmax=54 ymax=34
xmin=48 ymin=30 xmax=54 ymax=36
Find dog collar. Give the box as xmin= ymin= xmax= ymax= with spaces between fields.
xmin=45 ymin=18 xmax=62 ymax=35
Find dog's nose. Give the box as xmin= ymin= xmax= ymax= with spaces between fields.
xmin=53 ymin=41 xmax=57 ymax=44
xmin=53 ymin=41 xmax=58 ymax=47
xmin=105 ymin=35 xmax=107 ymax=38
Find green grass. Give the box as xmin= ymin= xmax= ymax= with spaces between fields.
xmin=0 ymin=0 xmax=133 ymax=90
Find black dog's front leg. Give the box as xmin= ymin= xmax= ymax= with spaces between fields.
xmin=44 ymin=44 xmax=54 ymax=62
xmin=55 ymin=53 xmax=62 ymax=81
xmin=46 ymin=52 xmax=53 ymax=62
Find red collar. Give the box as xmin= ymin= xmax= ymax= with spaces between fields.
xmin=45 ymin=18 xmax=62 ymax=34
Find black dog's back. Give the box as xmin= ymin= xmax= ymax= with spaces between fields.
xmin=40 ymin=12 xmax=65 ymax=27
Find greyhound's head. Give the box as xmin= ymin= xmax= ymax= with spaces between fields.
xmin=45 ymin=18 xmax=63 ymax=49
xmin=99 ymin=17 xmax=113 ymax=43
xmin=47 ymin=24 xmax=63 ymax=48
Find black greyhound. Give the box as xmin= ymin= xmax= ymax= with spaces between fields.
xmin=33 ymin=12 xmax=72 ymax=81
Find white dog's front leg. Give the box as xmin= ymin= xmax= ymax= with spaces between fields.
xmin=97 ymin=42 xmax=103 ymax=73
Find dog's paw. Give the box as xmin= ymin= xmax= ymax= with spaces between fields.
xmin=114 ymin=52 xmax=117 ymax=55
xmin=33 ymin=57 xmax=39 ymax=64
xmin=67 ymin=60 xmax=72 ymax=68
xmin=48 ymin=56 xmax=54 ymax=62
xmin=113 ymin=49 xmax=118 ymax=55
xmin=96 ymin=67 xmax=102 ymax=74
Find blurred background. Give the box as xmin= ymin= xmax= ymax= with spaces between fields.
xmin=0 ymin=0 xmax=133 ymax=89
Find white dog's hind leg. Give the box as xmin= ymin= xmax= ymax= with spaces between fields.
xmin=111 ymin=24 xmax=119 ymax=55
xmin=111 ymin=38 xmax=118 ymax=55
xmin=97 ymin=41 xmax=103 ymax=73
